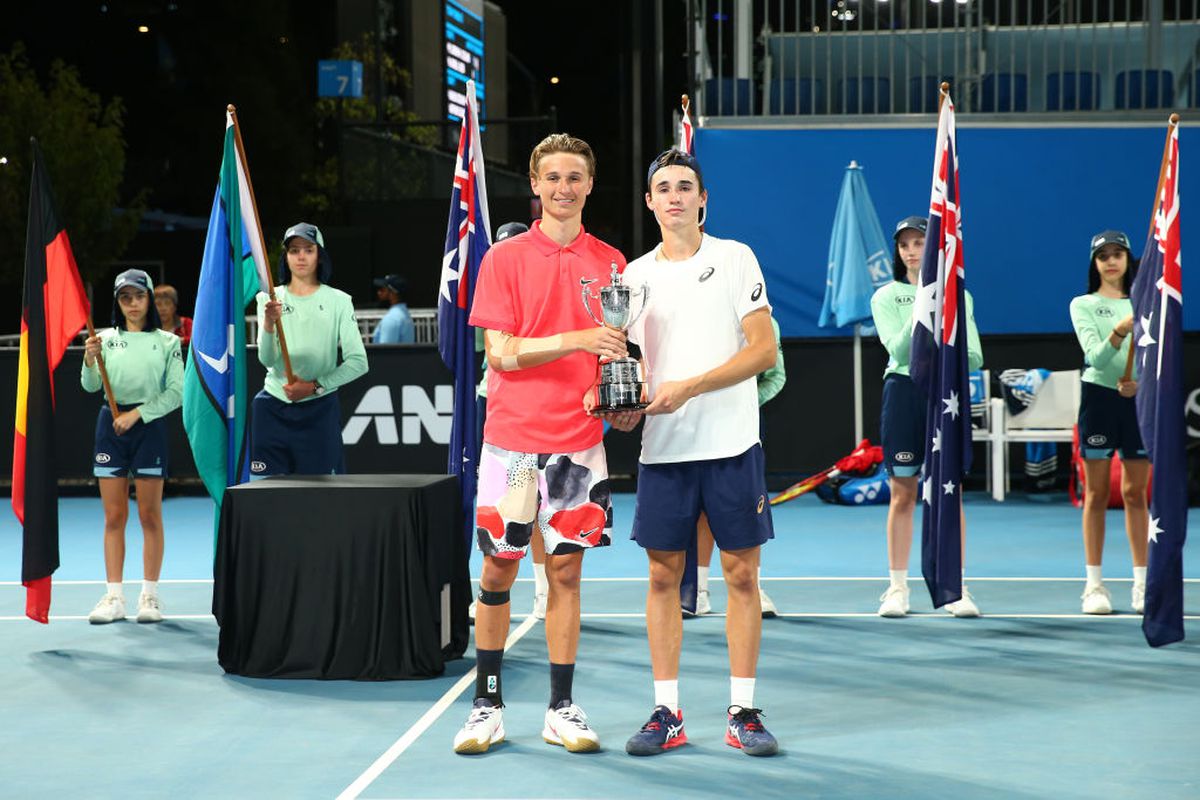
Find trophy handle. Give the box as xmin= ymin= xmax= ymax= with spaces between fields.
xmin=625 ymin=283 xmax=650 ymax=329
xmin=580 ymin=278 xmax=605 ymax=327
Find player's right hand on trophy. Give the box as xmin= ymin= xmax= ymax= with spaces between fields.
xmin=574 ymin=326 xmax=627 ymax=361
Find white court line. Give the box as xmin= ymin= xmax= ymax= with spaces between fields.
xmin=4 ymin=577 xmax=1198 ymax=586
xmin=336 ymin=614 xmax=540 ymax=800
xmin=0 ymin=614 xmax=213 ymax=621
xmin=6 ymin=612 xmax=1198 ymax=623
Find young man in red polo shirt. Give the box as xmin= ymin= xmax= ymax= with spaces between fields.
xmin=453 ymin=133 xmax=634 ymax=755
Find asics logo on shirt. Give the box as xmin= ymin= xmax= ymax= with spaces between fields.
xmin=750 ymin=283 xmax=763 ymax=301
xmin=698 ymin=266 xmax=715 ymax=282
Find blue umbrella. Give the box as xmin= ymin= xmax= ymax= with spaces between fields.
xmin=819 ymin=161 xmax=892 ymax=329
xmin=819 ymin=161 xmax=893 ymax=443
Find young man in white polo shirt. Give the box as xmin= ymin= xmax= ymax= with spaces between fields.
xmin=618 ymin=149 xmax=779 ymax=757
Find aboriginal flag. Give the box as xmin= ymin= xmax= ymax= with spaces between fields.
xmin=12 ymin=139 xmax=90 ymax=623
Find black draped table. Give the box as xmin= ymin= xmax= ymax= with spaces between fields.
xmin=213 ymin=474 xmax=471 ymax=680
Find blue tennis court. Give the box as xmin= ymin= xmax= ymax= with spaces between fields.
xmin=2 ymin=492 xmax=1197 ymax=799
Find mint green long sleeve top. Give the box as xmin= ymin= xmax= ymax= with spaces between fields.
xmin=80 ymin=328 xmax=184 ymax=423
xmin=870 ymin=280 xmax=984 ymax=377
xmin=256 ymin=285 xmax=369 ymax=403
xmin=1069 ymin=293 xmax=1135 ymax=389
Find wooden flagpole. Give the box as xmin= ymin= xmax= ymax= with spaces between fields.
xmin=227 ymin=104 xmax=296 ymax=384
xmin=85 ymin=314 xmax=119 ymax=419
xmin=1122 ymin=112 xmax=1180 ymax=384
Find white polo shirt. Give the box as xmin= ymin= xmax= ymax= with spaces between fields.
xmin=626 ymin=234 xmax=772 ymax=464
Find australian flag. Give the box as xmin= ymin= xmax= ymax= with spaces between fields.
xmin=910 ymin=90 xmax=970 ymax=609
xmin=1132 ymin=121 xmax=1187 ymax=647
xmin=438 ymin=79 xmax=492 ymax=548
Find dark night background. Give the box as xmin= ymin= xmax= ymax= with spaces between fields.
xmin=1 ymin=1 xmax=690 ymax=328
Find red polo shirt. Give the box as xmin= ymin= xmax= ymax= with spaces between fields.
xmin=470 ymin=221 xmax=626 ymax=454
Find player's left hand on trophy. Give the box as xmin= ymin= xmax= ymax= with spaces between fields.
xmin=644 ymin=379 xmax=694 ymax=415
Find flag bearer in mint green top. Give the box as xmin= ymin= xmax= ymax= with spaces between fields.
xmin=1069 ymin=229 xmax=1149 ymax=617
xmin=870 ymin=216 xmax=984 ymax=620
xmin=253 ymin=223 xmax=368 ymax=478
xmin=82 ymin=269 xmax=184 ymax=625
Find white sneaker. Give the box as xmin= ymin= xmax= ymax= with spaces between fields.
xmin=1081 ymin=582 xmax=1113 ymax=615
xmin=1131 ymin=582 xmax=1146 ymax=615
xmin=945 ymin=588 xmax=980 ymax=618
xmin=532 ymin=592 xmax=547 ymax=620
xmin=136 ymin=593 xmax=163 ymax=623
xmin=453 ymin=700 xmax=505 ymax=754
xmin=88 ymin=593 xmax=126 ymax=624
xmin=542 ymin=703 xmax=601 ymax=753
xmin=759 ymin=587 xmax=777 ymax=618
xmin=877 ymin=584 xmax=910 ymax=618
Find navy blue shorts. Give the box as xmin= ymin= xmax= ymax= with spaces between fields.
xmin=93 ymin=405 xmax=169 ymax=479
xmin=632 ymin=444 xmax=774 ymax=552
xmin=881 ymin=373 xmax=926 ymax=477
xmin=250 ymin=390 xmax=346 ymax=478
xmin=1077 ymin=381 xmax=1147 ymax=460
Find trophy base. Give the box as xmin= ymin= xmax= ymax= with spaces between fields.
xmin=591 ymin=401 xmax=649 ymax=415
xmin=592 ymin=381 xmax=647 ymax=414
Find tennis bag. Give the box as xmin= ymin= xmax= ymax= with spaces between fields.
xmin=816 ymin=462 xmax=890 ymax=505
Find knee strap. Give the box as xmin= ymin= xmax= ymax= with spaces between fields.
xmin=478 ymin=588 xmax=511 ymax=606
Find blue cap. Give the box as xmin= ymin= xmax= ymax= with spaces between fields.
xmin=893 ymin=216 xmax=928 ymax=240
xmin=113 ymin=268 xmax=154 ymax=296
xmin=1090 ymin=230 xmax=1131 ymax=258
xmin=283 ymin=222 xmax=325 ymax=248
xmin=646 ymin=149 xmax=703 ymax=189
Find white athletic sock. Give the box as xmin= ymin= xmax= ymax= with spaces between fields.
xmin=1133 ymin=566 xmax=1148 ymax=587
xmin=1085 ymin=565 xmax=1103 ymax=587
xmin=533 ymin=563 xmax=548 ymax=596
xmin=654 ymin=680 xmax=679 ymax=714
xmin=889 ymin=569 xmax=908 ymax=589
xmin=730 ymin=676 xmax=756 ymax=711
xmin=106 ymin=582 xmax=124 ymax=599
xmin=696 ymin=566 xmax=710 ymax=594
xmin=142 ymin=580 xmax=158 ymax=598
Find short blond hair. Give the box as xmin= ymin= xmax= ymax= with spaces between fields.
xmin=529 ymin=133 xmax=596 ymax=180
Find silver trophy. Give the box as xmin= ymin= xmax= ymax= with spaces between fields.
xmin=581 ymin=263 xmax=650 ymax=412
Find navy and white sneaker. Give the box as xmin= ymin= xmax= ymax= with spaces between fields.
xmin=725 ymin=706 xmax=778 ymax=756
xmin=625 ymin=705 xmax=687 ymax=756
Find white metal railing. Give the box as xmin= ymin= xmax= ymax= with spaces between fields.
xmin=690 ymin=0 xmax=1200 ymax=118
xmin=0 ymin=308 xmax=440 ymax=350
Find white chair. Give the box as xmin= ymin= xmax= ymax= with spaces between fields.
xmin=988 ymin=369 xmax=1081 ymax=501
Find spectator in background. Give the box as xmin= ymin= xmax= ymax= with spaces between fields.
xmin=372 ymin=274 xmax=415 ymax=343
xmin=154 ymin=284 xmax=193 ymax=349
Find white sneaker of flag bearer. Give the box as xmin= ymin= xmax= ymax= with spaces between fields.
xmin=908 ymin=83 xmax=971 ymax=612
xmin=1130 ymin=113 xmax=1187 ymax=648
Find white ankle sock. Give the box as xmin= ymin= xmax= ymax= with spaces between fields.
xmin=106 ymin=582 xmax=123 ymax=599
xmin=1133 ymin=566 xmax=1147 ymax=586
xmin=142 ymin=580 xmax=158 ymax=598
xmin=533 ymin=563 xmax=548 ymax=596
xmin=730 ymin=676 xmax=756 ymax=710
xmin=889 ymin=569 xmax=908 ymax=589
xmin=697 ymin=566 xmax=710 ymax=594
xmin=1085 ymin=565 xmax=1103 ymax=587
xmin=654 ymin=679 xmax=679 ymax=713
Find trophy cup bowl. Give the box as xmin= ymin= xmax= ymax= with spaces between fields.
xmin=581 ymin=264 xmax=649 ymax=413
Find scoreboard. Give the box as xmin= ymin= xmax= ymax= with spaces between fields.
xmin=444 ymin=0 xmax=485 ymax=122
